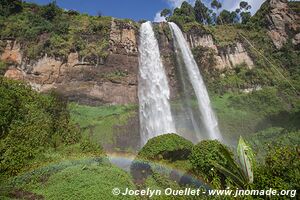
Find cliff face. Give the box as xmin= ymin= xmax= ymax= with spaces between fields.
xmin=1 ymin=0 xmax=297 ymax=105
xmin=0 ymin=21 xmax=257 ymax=105
xmin=266 ymin=0 xmax=300 ymax=49
xmin=2 ymin=19 xmax=139 ymax=105
xmin=185 ymin=32 xmax=254 ymax=70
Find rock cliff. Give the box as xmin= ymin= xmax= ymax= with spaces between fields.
xmin=266 ymin=0 xmax=300 ymax=49
xmin=1 ymin=0 xmax=298 ymax=105
xmin=2 ymin=19 xmax=139 ymax=105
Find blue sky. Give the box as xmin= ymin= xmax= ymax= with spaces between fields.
xmin=26 ymin=0 xmax=266 ymax=21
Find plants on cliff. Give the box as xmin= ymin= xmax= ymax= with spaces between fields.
xmin=0 ymin=0 xmax=23 ymax=17
xmin=246 ymin=127 xmax=300 ymax=162
xmin=0 ymin=61 xmax=8 ymax=76
xmin=0 ymin=2 xmax=112 ymax=61
xmin=228 ymin=87 xmax=287 ymax=116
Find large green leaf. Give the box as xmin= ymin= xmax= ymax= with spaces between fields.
xmin=237 ymin=136 xmax=255 ymax=183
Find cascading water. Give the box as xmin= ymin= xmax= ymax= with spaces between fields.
xmin=138 ymin=21 xmax=176 ymax=145
xmin=169 ymin=22 xmax=222 ymax=141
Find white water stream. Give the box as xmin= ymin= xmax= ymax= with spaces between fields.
xmin=138 ymin=22 xmax=176 ymax=145
xmin=169 ymin=22 xmax=222 ymax=141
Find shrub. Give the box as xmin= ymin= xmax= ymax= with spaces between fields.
xmin=0 ymin=78 xmax=81 ymax=175
xmin=131 ymin=134 xmax=193 ymax=185
xmin=189 ymin=140 xmax=234 ymax=187
xmin=137 ymin=134 xmax=194 ymax=161
xmin=253 ymin=146 xmax=300 ymax=194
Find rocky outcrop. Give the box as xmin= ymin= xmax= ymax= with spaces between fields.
xmin=0 ymin=19 xmax=270 ymax=105
xmin=266 ymin=0 xmax=300 ymax=49
xmin=3 ymin=20 xmax=139 ymax=105
xmin=1 ymin=41 xmax=22 ymax=64
xmin=186 ymin=33 xmax=254 ymax=70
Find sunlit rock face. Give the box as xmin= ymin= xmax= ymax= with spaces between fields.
xmin=186 ymin=34 xmax=254 ymax=70
xmin=1 ymin=19 xmax=139 ymax=106
xmin=266 ymin=0 xmax=300 ymax=49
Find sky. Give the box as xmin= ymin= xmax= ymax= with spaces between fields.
xmin=26 ymin=0 xmax=267 ymax=22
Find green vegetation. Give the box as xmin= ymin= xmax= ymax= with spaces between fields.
xmin=2 ymin=158 xmax=137 ymax=200
xmin=253 ymin=146 xmax=299 ymax=197
xmin=0 ymin=77 xmax=84 ymax=175
xmin=69 ymin=103 xmax=138 ymax=152
xmin=0 ymin=60 xmax=8 ymax=75
xmin=137 ymin=134 xmax=193 ymax=161
xmin=0 ymin=1 xmax=111 ymax=62
xmin=131 ymin=134 xmax=193 ymax=189
xmin=246 ymin=127 xmax=300 ymax=162
xmin=189 ymin=140 xmax=243 ymax=188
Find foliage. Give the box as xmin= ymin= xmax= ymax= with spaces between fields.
xmin=237 ymin=136 xmax=255 ymax=183
xmin=40 ymin=1 xmax=61 ymax=21
xmin=169 ymin=1 xmax=196 ymax=28
xmin=0 ymin=78 xmax=81 ymax=175
xmin=0 ymin=2 xmax=112 ymax=61
xmin=5 ymin=158 xmax=137 ymax=200
xmin=228 ymin=87 xmax=288 ymax=116
xmin=246 ymin=127 xmax=300 ymax=162
xmin=137 ymin=134 xmax=193 ymax=161
xmin=0 ymin=61 xmax=8 ymax=75
xmin=161 ymin=8 xmax=172 ymax=18
xmin=240 ymin=12 xmax=251 ymax=24
xmin=0 ymin=0 xmax=22 ymax=17
xmin=253 ymin=146 xmax=300 ymax=197
xmin=248 ymin=1 xmax=270 ymax=27
xmin=189 ymin=140 xmax=235 ymax=187
xmin=194 ymin=0 xmax=212 ymax=24
xmin=217 ymin=10 xmax=238 ymax=25
xmin=69 ymin=103 xmax=138 ymax=152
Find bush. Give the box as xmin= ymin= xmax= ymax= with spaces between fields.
xmin=253 ymin=146 xmax=300 ymax=195
xmin=0 ymin=78 xmax=81 ymax=175
xmin=131 ymin=134 xmax=193 ymax=186
xmin=228 ymin=87 xmax=287 ymax=116
xmin=0 ymin=0 xmax=23 ymax=17
xmin=0 ymin=61 xmax=8 ymax=75
xmin=189 ymin=140 xmax=234 ymax=186
xmin=137 ymin=134 xmax=194 ymax=161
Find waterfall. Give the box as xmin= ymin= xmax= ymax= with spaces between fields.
xmin=169 ymin=22 xmax=222 ymax=141
xmin=138 ymin=22 xmax=176 ymax=145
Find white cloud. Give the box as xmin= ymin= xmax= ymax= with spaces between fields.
xmin=154 ymin=11 xmax=166 ymax=22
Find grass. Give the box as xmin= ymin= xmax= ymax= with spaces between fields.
xmin=68 ymin=103 xmax=138 ymax=150
xmin=3 ymin=157 xmax=137 ymax=200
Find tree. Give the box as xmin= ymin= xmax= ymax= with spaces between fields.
xmin=194 ymin=0 xmax=212 ymax=24
xmin=161 ymin=8 xmax=172 ymax=18
xmin=40 ymin=1 xmax=61 ymax=21
xmin=217 ymin=10 xmax=238 ymax=25
xmin=241 ymin=11 xmax=251 ymax=24
xmin=240 ymin=1 xmax=250 ymax=10
xmin=169 ymin=1 xmax=195 ymax=26
xmin=0 ymin=0 xmax=23 ymax=17
xmin=211 ymin=0 xmax=222 ymax=24
xmin=239 ymin=1 xmax=252 ymax=24
xmin=211 ymin=0 xmax=222 ymax=10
